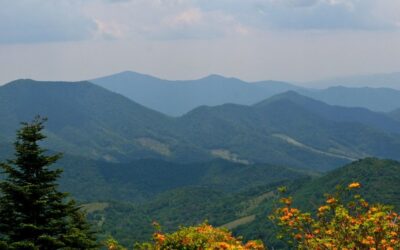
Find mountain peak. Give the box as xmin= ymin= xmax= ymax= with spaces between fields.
xmin=93 ymin=70 xmax=165 ymax=83
xmin=254 ymin=90 xmax=315 ymax=107
xmin=4 ymin=79 xmax=90 ymax=88
xmin=199 ymin=74 xmax=243 ymax=82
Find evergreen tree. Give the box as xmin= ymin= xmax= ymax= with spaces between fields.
xmin=0 ymin=117 xmax=98 ymax=249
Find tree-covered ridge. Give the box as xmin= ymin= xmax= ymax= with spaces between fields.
xmin=86 ymin=158 xmax=400 ymax=248
xmin=2 ymin=80 xmax=400 ymax=170
xmin=102 ymin=180 xmax=400 ymax=250
xmin=50 ymin=156 xmax=309 ymax=202
xmin=291 ymin=158 xmax=400 ymax=210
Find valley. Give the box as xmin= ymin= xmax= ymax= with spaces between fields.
xmin=0 ymin=75 xmax=399 ymax=249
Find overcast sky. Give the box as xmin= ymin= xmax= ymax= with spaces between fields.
xmin=0 ymin=0 xmax=400 ymax=84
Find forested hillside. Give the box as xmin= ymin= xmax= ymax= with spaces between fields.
xmin=85 ymin=158 xmax=400 ymax=248
xmin=1 ymin=80 xmax=400 ymax=249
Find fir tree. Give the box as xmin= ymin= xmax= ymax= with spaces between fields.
xmin=0 ymin=117 xmax=98 ymax=249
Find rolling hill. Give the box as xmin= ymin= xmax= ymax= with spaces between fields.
xmin=57 ymin=156 xmax=309 ymax=202
xmin=86 ymin=158 xmax=400 ymax=248
xmin=0 ymin=79 xmax=208 ymax=162
xmin=91 ymin=71 xmax=400 ymax=115
xmin=298 ymin=86 xmax=400 ymax=112
xmin=176 ymin=91 xmax=400 ymax=170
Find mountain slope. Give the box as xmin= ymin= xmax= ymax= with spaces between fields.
xmin=0 ymin=79 xmax=205 ymax=162
xmin=176 ymin=92 xmax=400 ymax=170
xmin=299 ymin=86 xmax=400 ymax=112
xmin=2 ymin=80 xmax=400 ymax=170
xmin=234 ymin=158 xmax=400 ymax=247
xmin=91 ymin=71 xmax=300 ymax=116
xmin=291 ymin=158 xmax=400 ymax=209
xmin=257 ymin=91 xmax=400 ymax=134
xmin=87 ymin=158 xmax=400 ymax=248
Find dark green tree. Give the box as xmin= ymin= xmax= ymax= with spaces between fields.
xmin=0 ymin=117 xmax=98 ymax=249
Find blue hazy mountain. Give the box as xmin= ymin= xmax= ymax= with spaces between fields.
xmin=91 ymin=71 xmax=400 ymax=115
xmin=308 ymin=72 xmax=400 ymax=90
xmin=298 ymin=86 xmax=400 ymax=113
xmin=91 ymin=71 xmax=301 ymax=116
xmin=390 ymin=108 xmax=400 ymax=121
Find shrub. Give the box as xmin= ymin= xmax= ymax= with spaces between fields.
xmin=272 ymin=182 xmax=399 ymax=249
xmin=108 ymin=223 xmax=265 ymax=250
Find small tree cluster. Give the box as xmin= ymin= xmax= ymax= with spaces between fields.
xmin=272 ymin=182 xmax=399 ymax=249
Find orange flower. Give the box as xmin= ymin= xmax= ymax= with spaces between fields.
xmin=154 ymin=233 xmax=166 ymax=243
xmin=218 ymin=242 xmax=230 ymax=249
xmin=318 ymin=205 xmax=330 ymax=213
xmin=348 ymin=182 xmax=361 ymax=189
xmin=326 ymin=198 xmax=337 ymax=204
xmin=280 ymin=197 xmax=292 ymax=205
xmin=294 ymin=233 xmax=302 ymax=240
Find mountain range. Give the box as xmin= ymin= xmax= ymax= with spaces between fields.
xmin=308 ymin=72 xmax=400 ymax=90
xmin=1 ymin=79 xmax=400 ymax=171
xmin=92 ymin=71 xmax=400 ymax=116
xmin=0 ymin=76 xmax=400 ymax=248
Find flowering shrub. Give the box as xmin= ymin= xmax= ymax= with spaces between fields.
xmin=134 ymin=223 xmax=265 ymax=250
xmin=272 ymin=182 xmax=400 ymax=249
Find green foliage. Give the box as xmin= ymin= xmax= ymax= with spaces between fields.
xmin=291 ymin=158 xmax=400 ymax=210
xmin=133 ymin=223 xmax=265 ymax=250
xmin=91 ymin=158 xmax=400 ymax=249
xmin=273 ymin=182 xmax=400 ymax=249
xmin=55 ymin=157 xmax=308 ymax=202
xmin=0 ymin=117 xmax=98 ymax=249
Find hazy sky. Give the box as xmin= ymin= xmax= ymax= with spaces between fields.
xmin=1 ymin=0 xmax=400 ymax=84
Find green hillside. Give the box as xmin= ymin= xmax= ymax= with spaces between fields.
xmin=236 ymin=158 xmax=400 ymax=247
xmin=12 ymin=153 xmax=306 ymax=203
xmin=1 ymin=80 xmax=400 ymax=171
xmin=85 ymin=158 xmax=400 ymax=248
xmin=0 ymin=79 xmax=208 ymax=162
xmin=291 ymin=157 xmax=400 ymax=209
xmin=177 ymin=93 xmax=400 ymax=170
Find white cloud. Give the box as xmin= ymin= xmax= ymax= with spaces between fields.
xmin=0 ymin=0 xmax=399 ymax=44
xmin=0 ymin=0 xmax=96 ymax=44
xmin=167 ymin=8 xmax=203 ymax=26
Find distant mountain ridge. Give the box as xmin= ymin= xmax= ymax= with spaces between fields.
xmin=308 ymin=72 xmax=400 ymax=89
xmin=1 ymin=79 xmax=400 ymax=170
xmin=91 ymin=71 xmax=300 ymax=116
xmin=91 ymin=71 xmax=400 ymax=116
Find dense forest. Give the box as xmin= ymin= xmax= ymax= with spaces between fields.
xmin=0 ymin=78 xmax=399 ymax=249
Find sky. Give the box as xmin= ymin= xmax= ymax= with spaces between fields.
xmin=0 ymin=0 xmax=400 ymax=85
